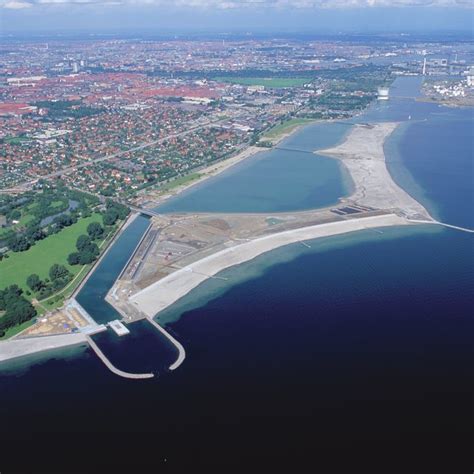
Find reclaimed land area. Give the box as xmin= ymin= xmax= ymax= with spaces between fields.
xmin=108 ymin=121 xmax=434 ymax=324
xmin=0 ymin=121 xmax=437 ymax=366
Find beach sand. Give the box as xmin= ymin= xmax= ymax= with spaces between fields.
xmin=0 ymin=333 xmax=88 ymax=364
xmin=318 ymin=122 xmax=432 ymax=220
xmin=130 ymin=214 xmax=411 ymax=318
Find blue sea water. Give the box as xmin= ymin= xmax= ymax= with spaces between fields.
xmin=0 ymin=77 xmax=472 ymax=473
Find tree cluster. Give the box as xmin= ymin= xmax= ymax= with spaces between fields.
xmin=0 ymin=285 xmax=37 ymax=335
xmin=67 ymin=232 xmax=100 ymax=266
xmin=26 ymin=264 xmax=72 ymax=300
xmin=102 ymin=200 xmax=129 ymax=226
xmin=7 ymin=222 xmax=46 ymax=252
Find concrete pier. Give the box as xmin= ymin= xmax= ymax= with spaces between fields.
xmin=147 ymin=318 xmax=186 ymax=371
xmin=86 ymin=336 xmax=154 ymax=379
xmin=108 ymin=320 xmax=130 ymax=336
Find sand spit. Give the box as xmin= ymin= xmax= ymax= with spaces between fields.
xmin=130 ymin=214 xmax=410 ymax=318
xmin=319 ymin=122 xmax=431 ymax=220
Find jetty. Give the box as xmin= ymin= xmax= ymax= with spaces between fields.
xmin=86 ymin=336 xmax=154 ymax=379
xmin=146 ymin=318 xmax=186 ymax=371
xmin=408 ymin=219 xmax=474 ymax=234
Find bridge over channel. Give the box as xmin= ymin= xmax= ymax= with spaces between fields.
xmin=127 ymin=204 xmax=163 ymax=218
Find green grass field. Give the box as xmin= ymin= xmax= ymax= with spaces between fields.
xmin=158 ymin=173 xmax=202 ymax=193
xmin=0 ymin=213 xmax=103 ymax=294
xmin=262 ymin=118 xmax=315 ymax=140
xmin=214 ymin=77 xmax=311 ymax=88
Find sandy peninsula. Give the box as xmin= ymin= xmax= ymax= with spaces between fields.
xmin=319 ymin=122 xmax=432 ymax=220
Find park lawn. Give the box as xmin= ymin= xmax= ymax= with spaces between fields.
xmin=214 ymin=77 xmax=311 ymax=88
xmin=0 ymin=213 xmax=103 ymax=295
xmin=262 ymin=118 xmax=315 ymax=140
xmin=158 ymin=173 xmax=202 ymax=193
xmin=38 ymin=226 xmax=117 ymax=312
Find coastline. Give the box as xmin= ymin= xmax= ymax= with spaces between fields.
xmin=0 ymin=117 xmax=439 ymax=368
xmin=0 ymin=119 xmax=315 ymax=367
xmin=137 ymin=121 xmax=317 ymax=209
xmin=141 ymin=145 xmax=262 ymax=208
xmin=0 ymin=332 xmax=89 ymax=364
xmin=126 ymin=120 xmax=437 ymax=322
xmin=318 ymin=122 xmax=432 ymax=221
xmin=130 ymin=214 xmax=412 ymax=318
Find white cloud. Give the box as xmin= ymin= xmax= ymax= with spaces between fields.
xmin=1 ymin=0 xmax=472 ymax=9
xmin=3 ymin=0 xmax=32 ymax=7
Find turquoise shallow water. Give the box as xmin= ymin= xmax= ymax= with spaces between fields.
xmin=156 ymin=121 xmax=352 ymax=213
xmin=0 ymin=76 xmax=472 ymax=473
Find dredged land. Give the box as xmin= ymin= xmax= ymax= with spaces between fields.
xmin=318 ymin=122 xmax=431 ymax=220
xmin=0 ymin=120 xmax=436 ymax=365
xmin=109 ymin=121 xmax=433 ymax=322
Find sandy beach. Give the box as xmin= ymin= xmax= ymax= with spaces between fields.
xmin=130 ymin=214 xmax=411 ymax=318
xmin=0 ymin=333 xmax=88 ymax=364
xmin=318 ymin=122 xmax=432 ymax=220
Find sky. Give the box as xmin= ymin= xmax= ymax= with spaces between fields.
xmin=0 ymin=0 xmax=472 ymax=34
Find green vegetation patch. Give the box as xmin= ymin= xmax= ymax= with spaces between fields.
xmin=3 ymin=136 xmax=29 ymax=145
xmin=0 ymin=213 xmax=103 ymax=294
xmin=214 ymin=77 xmax=311 ymax=88
xmin=262 ymin=118 xmax=315 ymax=140
xmin=0 ymin=319 xmax=35 ymax=340
xmin=33 ymin=100 xmax=103 ymax=120
xmin=158 ymin=173 xmax=202 ymax=193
